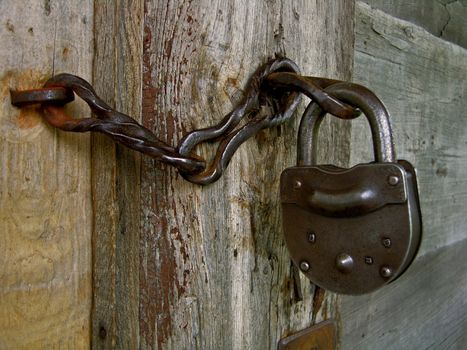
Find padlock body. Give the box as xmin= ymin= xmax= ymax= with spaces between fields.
xmin=280 ymin=161 xmax=421 ymax=295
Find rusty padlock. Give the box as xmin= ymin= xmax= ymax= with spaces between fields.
xmin=280 ymin=83 xmax=422 ymax=295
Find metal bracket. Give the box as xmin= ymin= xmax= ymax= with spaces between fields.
xmin=278 ymin=320 xmax=336 ymax=350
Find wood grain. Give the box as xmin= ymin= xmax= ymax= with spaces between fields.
xmin=350 ymin=2 xmax=467 ymax=257
xmin=140 ymin=1 xmax=354 ymax=349
xmin=91 ymin=1 xmax=143 ymax=348
xmin=341 ymin=238 xmax=467 ymax=350
xmin=360 ymin=0 xmax=467 ymax=49
xmin=339 ymin=3 xmax=467 ymax=349
xmin=0 ymin=0 xmax=93 ymax=348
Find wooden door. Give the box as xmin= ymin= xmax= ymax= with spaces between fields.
xmin=2 ymin=1 xmax=466 ymax=349
xmin=1 ymin=1 xmax=354 ymax=348
xmin=90 ymin=1 xmax=354 ymax=349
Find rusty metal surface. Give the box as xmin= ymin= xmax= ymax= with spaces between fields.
xmin=281 ymin=164 xmax=408 ymax=217
xmin=10 ymin=86 xmax=74 ymax=107
xmin=10 ymin=56 xmax=422 ymax=295
xmin=297 ymin=81 xmax=396 ymax=165
xmin=280 ymin=82 xmax=421 ymax=295
xmin=265 ymin=72 xmax=360 ymax=120
xmin=278 ymin=320 xmax=336 ymax=350
xmin=176 ymin=58 xmax=302 ymax=184
xmin=280 ymin=162 xmax=421 ymax=294
xmin=42 ymin=74 xmax=205 ymax=174
xmin=10 ymin=58 xmax=363 ymax=185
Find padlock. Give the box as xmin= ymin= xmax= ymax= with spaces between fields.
xmin=280 ymin=82 xmax=422 ymax=295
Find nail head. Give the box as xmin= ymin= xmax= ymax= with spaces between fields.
xmin=299 ymin=261 xmax=310 ymax=272
xmin=380 ymin=266 xmax=393 ymax=278
xmin=335 ymin=253 xmax=354 ymax=274
xmin=308 ymin=232 xmax=316 ymax=243
xmin=388 ymin=175 xmax=399 ymax=186
xmin=382 ymin=238 xmax=392 ymax=248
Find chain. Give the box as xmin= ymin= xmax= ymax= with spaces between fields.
xmin=10 ymin=57 xmax=359 ymax=185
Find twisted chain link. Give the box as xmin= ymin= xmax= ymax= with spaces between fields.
xmin=10 ymin=57 xmax=359 ymax=185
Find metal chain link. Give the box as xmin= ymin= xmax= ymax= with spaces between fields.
xmin=10 ymin=57 xmax=360 ymax=185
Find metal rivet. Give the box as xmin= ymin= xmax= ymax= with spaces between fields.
xmin=382 ymin=237 xmax=392 ymax=248
xmin=335 ymin=253 xmax=354 ymax=274
xmin=299 ymin=261 xmax=310 ymax=272
xmin=294 ymin=180 xmax=302 ymax=189
xmin=380 ymin=266 xmax=393 ymax=278
xmin=388 ymin=175 xmax=399 ymax=186
xmin=307 ymin=232 xmax=316 ymax=243
xmin=364 ymin=256 xmax=374 ymax=265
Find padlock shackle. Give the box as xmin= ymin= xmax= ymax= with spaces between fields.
xmin=298 ymin=82 xmax=396 ymax=165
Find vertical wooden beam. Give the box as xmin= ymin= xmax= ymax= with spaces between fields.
xmin=91 ymin=0 xmax=143 ymax=348
xmin=339 ymin=3 xmax=467 ymax=349
xmin=0 ymin=0 xmax=93 ymax=348
xmin=140 ymin=1 xmax=354 ymax=349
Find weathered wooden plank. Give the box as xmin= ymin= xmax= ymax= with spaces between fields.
xmin=140 ymin=1 xmax=354 ymax=349
xmin=361 ymin=0 xmax=467 ymax=49
xmin=350 ymin=2 xmax=467 ymax=257
xmin=341 ymin=238 xmax=467 ymax=350
xmin=91 ymin=0 xmax=143 ymax=348
xmin=0 ymin=0 xmax=93 ymax=348
xmin=339 ymin=3 xmax=467 ymax=349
